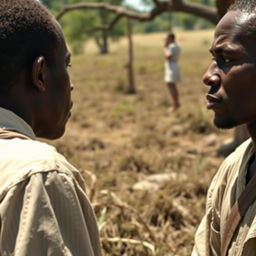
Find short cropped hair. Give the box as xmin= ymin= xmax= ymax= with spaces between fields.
xmin=229 ymin=0 xmax=256 ymax=38
xmin=0 ymin=0 xmax=60 ymax=92
xmin=229 ymin=0 xmax=256 ymax=13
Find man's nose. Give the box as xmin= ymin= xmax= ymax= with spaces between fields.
xmin=202 ymin=63 xmax=220 ymax=87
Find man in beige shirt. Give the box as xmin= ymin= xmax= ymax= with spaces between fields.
xmin=0 ymin=0 xmax=101 ymax=255
xmin=193 ymin=0 xmax=256 ymax=255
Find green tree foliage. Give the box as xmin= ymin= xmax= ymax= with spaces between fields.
xmin=171 ymin=0 xmax=215 ymax=30
xmin=133 ymin=13 xmax=173 ymax=34
xmin=41 ymin=0 xmax=68 ymax=12
xmin=133 ymin=0 xmax=215 ymax=32
xmin=60 ymin=1 xmax=97 ymax=54
xmin=42 ymin=0 xmax=125 ymax=54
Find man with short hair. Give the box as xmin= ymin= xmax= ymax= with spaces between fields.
xmin=192 ymin=0 xmax=256 ymax=255
xmin=0 ymin=0 xmax=101 ymax=255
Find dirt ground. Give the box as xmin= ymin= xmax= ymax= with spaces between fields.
xmin=50 ymin=30 xmax=235 ymax=255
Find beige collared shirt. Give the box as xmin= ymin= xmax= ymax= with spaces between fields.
xmin=192 ymin=138 xmax=256 ymax=256
xmin=0 ymin=108 xmax=101 ymax=256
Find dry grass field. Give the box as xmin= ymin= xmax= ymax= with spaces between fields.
xmin=51 ymin=30 xmax=234 ymax=255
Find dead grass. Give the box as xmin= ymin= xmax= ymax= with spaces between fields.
xmin=50 ymin=29 xmax=233 ymax=255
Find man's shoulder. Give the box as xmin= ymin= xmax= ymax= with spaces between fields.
xmin=205 ymin=139 xmax=252 ymax=211
xmin=224 ymin=138 xmax=252 ymax=165
xmin=0 ymin=138 xmax=64 ymax=163
xmin=216 ymin=138 xmax=252 ymax=181
xmin=0 ymin=138 xmax=80 ymax=195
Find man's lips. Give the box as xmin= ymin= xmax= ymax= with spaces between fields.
xmin=206 ymin=94 xmax=222 ymax=109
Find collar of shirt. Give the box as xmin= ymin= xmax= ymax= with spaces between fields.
xmin=0 ymin=107 xmax=36 ymax=140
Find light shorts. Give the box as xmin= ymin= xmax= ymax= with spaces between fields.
xmin=164 ymin=61 xmax=181 ymax=83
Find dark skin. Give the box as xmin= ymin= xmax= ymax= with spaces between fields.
xmin=203 ymin=10 xmax=256 ymax=182
xmin=0 ymin=20 xmax=73 ymax=140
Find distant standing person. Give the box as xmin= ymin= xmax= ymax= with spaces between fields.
xmin=164 ymin=33 xmax=181 ymax=112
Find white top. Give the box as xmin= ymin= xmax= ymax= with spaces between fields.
xmin=166 ymin=42 xmax=180 ymax=62
xmin=164 ymin=42 xmax=181 ymax=83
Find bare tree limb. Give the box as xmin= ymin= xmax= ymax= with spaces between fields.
xmin=174 ymin=0 xmax=218 ymax=24
xmin=56 ymin=2 xmax=151 ymax=21
xmin=83 ymin=14 xmax=122 ymax=33
xmin=56 ymin=0 xmax=218 ymax=25
xmin=152 ymin=0 xmax=161 ymax=8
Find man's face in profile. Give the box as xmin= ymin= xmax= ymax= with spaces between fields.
xmin=35 ymin=23 xmax=74 ymax=140
xmin=203 ymin=10 xmax=256 ymax=130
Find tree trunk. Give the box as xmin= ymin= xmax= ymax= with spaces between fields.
xmin=100 ymin=29 xmax=109 ymax=54
xmin=99 ymin=9 xmax=109 ymax=54
xmin=126 ymin=18 xmax=136 ymax=94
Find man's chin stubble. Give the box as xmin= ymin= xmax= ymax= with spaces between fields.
xmin=214 ymin=116 xmax=238 ymax=129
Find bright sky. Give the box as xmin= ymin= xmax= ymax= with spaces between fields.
xmin=123 ymin=0 xmax=152 ymax=11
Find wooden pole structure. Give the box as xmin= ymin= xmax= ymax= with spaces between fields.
xmin=126 ymin=17 xmax=136 ymax=94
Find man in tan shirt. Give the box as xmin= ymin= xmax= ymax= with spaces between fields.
xmin=193 ymin=0 xmax=256 ymax=255
xmin=0 ymin=0 xmax=101 ymax=255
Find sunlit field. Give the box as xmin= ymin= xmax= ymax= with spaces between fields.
xmin=51 ymin=29 xmax=233 ymax=255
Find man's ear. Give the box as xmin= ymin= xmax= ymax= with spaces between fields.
xmin=31 ymin=56 xmax=46 ymax=92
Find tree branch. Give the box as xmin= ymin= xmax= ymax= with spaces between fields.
xmin=56 ymin=0 xmax=218 ymax=25
xmin=56 ymin=3 xmax=151 ymax=21
xmin=173 ymin=0 xmax=218 ymax=24
xmin=152 ymin=0 xmax=161 ymax=8
xmin=84 ymin=14 xmax=122 ymax=33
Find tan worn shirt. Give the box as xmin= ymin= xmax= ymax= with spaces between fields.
xmin=0 ymin=108 xmax=101 ymax=256
xmin=192 ymin=138 xmax=256 ymax=256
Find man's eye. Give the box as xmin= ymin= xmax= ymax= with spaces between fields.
xmin=213 ymin=56 xmax=232 ymax=66
xmin=223 ymin=57 xmax=231 ymax=64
